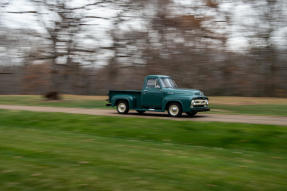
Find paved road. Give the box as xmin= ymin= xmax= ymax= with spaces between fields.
xmin=0 ymin=105 xmax=287 ymax=126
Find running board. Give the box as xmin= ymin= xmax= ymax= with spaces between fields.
xmin=147 ymin=109 xmax=162 ymax=112
xmin=137 ymin=108 xmax=162 ymax=112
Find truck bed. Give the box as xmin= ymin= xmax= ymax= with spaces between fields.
xmin=108 ymin=90 xmax=142 ymax=107
xmin=108 ymin=90 xmax=141 ymax=98
xmin=109 ymin=90 xmax=141 ymax=94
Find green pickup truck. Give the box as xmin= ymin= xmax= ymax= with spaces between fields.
xmin=106 ymin=75 xmax=209 ymax=117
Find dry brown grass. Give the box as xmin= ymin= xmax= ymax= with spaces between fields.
xmin=209 ymin=96 xmax=287 ymax=105
xmin=0 ymin=95 xmax=108 ymax=101
xmin=63 ymin=95 xmax=107 ymax=101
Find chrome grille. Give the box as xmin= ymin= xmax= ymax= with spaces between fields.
xmin=191 ymin=99 xmax=208 ymax=107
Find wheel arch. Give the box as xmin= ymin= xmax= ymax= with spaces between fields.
xmin=164 ymin=100 xmax=183 ymax=111
xmin=111 ymin=95 xmax=135 ymax=108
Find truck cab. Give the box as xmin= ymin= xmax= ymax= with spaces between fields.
xmin=107 ymin=75 xmax=209 ymax=117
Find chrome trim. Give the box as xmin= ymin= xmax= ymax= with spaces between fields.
xmin=191 ymin=99 xmax=208 ymax=108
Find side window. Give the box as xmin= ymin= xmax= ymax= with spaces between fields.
xmin=146 ymin=79 xmax=156 ymax=88
xmin=146 ymin=79 xmax=161 ymax=89
xmin=155 ymin=79 xmax=161 ymax=88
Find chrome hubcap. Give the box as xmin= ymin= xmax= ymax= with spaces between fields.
xmin=169 ymin=105 xmax=179 ymax=116
xmin=118 ymin=103 xmax=126 ymax=113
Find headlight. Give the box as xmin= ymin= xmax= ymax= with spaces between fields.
xmin=190 ymin=100 xmax=194 ymax=108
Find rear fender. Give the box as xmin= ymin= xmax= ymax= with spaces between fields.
xmin=111 ymin=95 xmax=135 ymax=109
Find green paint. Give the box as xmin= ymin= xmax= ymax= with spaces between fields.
xmin=108 ymin=75 xmax=209 ymax=114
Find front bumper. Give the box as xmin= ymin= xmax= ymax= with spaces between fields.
xmin=189 ymin=107 xmax=210 ymax=112
xmin=188 ymin=99 xmax=210 ymax=112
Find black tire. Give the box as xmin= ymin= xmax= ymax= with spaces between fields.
xmin=136 ymin=110 xmax=145 ymax=114
xmin=186 ymin=111 xmax=197 ymax=117
xmin=116 ymin=100 xmax=129 ymax=114
xmin=167 ymin=102 xmax=182 ymax=117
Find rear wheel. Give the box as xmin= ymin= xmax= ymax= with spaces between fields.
xmin=136 ymin=110 xmax=145 ymax=114
xmin=167 ymin=103 xmax=182 ymax=117
xmin=186 ymin=111 xmax=197 ymax=117
xmin=116 ymin=100 xmax=129 ymax=114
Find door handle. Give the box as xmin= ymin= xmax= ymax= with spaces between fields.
xmin=143 ymin=90 xmax=148 ymax=94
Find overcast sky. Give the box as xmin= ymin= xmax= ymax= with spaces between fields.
xmin=2 ymin=0 xmax=287 ymax=51
xmin=1 ymin=0 xmax=287 ymax=67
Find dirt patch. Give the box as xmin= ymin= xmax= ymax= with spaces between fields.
xmin=0 ymin=105 xmax=286 ymax=126
xmin=210 ymin=109 xmax=231 ymax=113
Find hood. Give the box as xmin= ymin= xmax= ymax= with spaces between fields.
xmin=165 ymin=88 xmax=204 ymax=96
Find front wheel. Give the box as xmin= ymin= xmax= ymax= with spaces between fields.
xmin=168 ymin=103 xmax=182 ymax=117
xmin=116 ymin=100 xmax=129 ymax=114
xmin=186 ymin=111 xmax=197 ymax=117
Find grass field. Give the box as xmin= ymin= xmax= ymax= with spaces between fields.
xmin=0 ymin=109 xmax=287 ymax=190
xmin=0 ymin=95 xmax=287 ymax=116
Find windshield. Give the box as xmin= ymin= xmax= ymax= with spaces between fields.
xmin=160 ymin=78 xmax=177 ymax=88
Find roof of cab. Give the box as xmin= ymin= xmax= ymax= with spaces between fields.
xmin=146 ymin=75 xmax=170 ymax=78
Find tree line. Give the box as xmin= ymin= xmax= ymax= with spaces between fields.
xmin=0 ymin=0 xmax=287 ymax=97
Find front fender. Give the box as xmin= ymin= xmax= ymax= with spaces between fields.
xmin=162 ymin=95 xmax=189 ymax=111
xmin=111 ymin=95 xmax=135 ymax=109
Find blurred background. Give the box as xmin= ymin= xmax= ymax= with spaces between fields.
xmin=0 ymin=0 xmax=287 ymax=97
xmin=1 ymin=2 xmax=287 ymax=190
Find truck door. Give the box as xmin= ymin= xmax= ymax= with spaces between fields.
xmin=142 ymin=78 xmax=164 ymax=109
